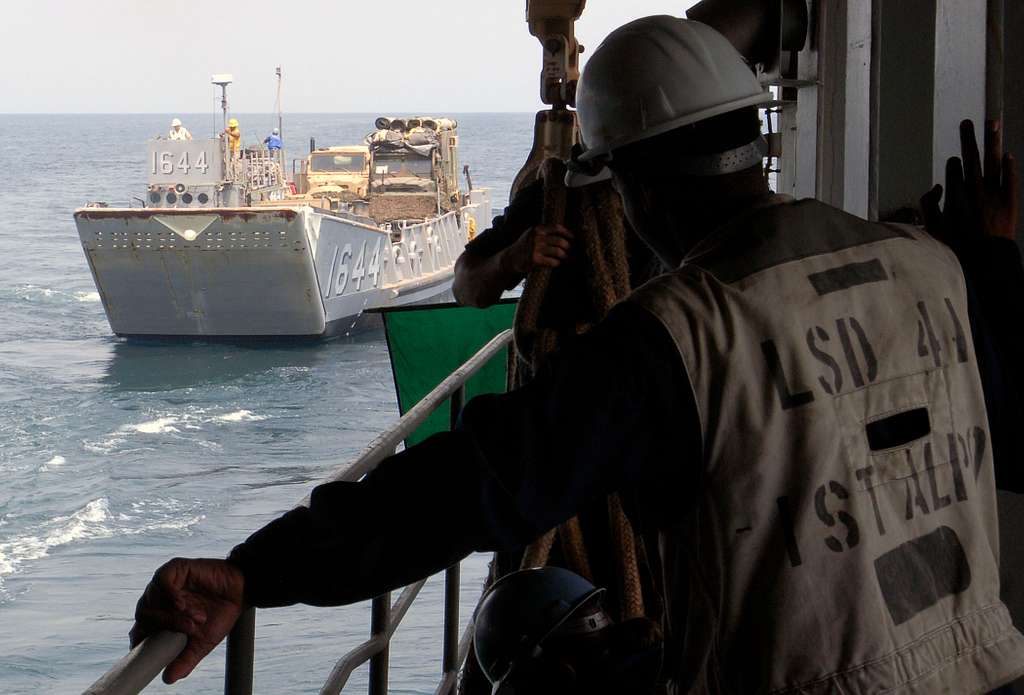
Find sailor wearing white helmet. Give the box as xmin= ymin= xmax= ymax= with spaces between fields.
xmin=129 ymin=16 xmax=1024 ymax=695
xmin=168 ymin=117 xmax=192 ymax=141
xmin=570 ymin=16 xmax=1024 ymax=694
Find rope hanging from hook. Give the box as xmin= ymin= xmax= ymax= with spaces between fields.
xmin=511 ymin=157 xmax=645 ymax=622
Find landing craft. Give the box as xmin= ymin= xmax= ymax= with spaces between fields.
xmin=73 ymin=83 xmax=490 ymax=339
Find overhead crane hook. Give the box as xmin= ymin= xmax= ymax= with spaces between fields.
xmin=526 ymin=0 xmax=586 ymax=109
xmin=511 ymin=1 xmax=586 ymax=196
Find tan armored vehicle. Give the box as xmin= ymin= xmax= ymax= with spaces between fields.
xmin=294 ymin=145 xmax=371 ymax=203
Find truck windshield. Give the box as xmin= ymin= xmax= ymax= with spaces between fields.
xmin=375 ymin=155 xmax=432 ymax=178
xmin=310 ymin=153 xmax=365 ymax=173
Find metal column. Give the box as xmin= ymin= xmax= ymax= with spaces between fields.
xmin=224 ymin=608 xmax=256 ymax=695
xmin=368 ymin=594 xmax=391 ymax=695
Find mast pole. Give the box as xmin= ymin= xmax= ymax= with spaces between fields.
xmin=276 ymin=66 xmax=285 ymax=171
xmin=276 ymin=66 xmax=283 ymax=138
xmin=210 ymin=74 xmax=234 ymax=175
xmin=221 ymin=84 xmax=229 ymax=133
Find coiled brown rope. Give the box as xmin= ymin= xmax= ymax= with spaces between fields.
xmin=460 ymin=159 xmax=657 ymax=695
xmin=512 ymin=158 xmax=644 ymax=621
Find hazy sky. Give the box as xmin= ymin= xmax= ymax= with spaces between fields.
xmin=1 ymin=1 xmax=698 ymax=114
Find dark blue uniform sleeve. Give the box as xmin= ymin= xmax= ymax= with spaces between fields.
xmin=227 ymin=303 xmax=697 ymax=608
xmin=462 ymin=179 xmax=544 ymax=259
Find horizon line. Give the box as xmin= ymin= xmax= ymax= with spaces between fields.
xmin=0 ymin=110 xmax=540 ymax=116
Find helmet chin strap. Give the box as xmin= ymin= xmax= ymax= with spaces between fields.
xmin=566 ymin=136 xmax=768 ymax=187
xmin=672 ymin=135 xmax=769 ymax=176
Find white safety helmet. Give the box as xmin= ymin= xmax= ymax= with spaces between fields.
xmin=576 ymin=16 xmax=771 ymax=166
xmin=171 ymin=118 xmax=182 ymax=128
xmin=272 ymin=128 xmax=279 ymax=135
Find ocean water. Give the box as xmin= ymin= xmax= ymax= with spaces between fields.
xmin=0 ymin=113 xmax=532 ymax=693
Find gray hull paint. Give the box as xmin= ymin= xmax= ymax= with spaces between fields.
xmin=74 ymin=195 xmax=490 ymax=339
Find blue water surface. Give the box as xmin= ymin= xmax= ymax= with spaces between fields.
xmin=0 ymin=113 xmax=532 ymax=694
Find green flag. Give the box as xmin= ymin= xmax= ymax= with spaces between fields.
xmin=379 ymin=300 xmax=516 ymax=446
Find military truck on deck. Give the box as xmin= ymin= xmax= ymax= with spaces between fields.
xmin=366 ymin=116 xmax=462 ymax=223
xmin=288 ymin=117 xmax=465 ymax=225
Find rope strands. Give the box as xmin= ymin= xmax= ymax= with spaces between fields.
xmin=608 ymin=493 xmax=644 ymax=621
xmin=519 ymin=528 xmax=556 ymax=571
xmin=512 ymin=158 xmax=645 ymax=621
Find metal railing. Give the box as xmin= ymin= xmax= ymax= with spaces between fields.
xmin=84 ymin=329 xmax=514 ymax=695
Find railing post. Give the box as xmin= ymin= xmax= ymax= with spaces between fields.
xmin=368 ymin=593 xmax=391 ymax=695
xmin=224 ymin=607 xmax=256 ymax=695
xmin=441 ymin=564 xmax=461 ymax=694
xmin=438 ymin=385 xmax=467 ymax=693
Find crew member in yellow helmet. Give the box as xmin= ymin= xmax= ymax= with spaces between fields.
xmin=224 ymin=118 xmax=241 ymax=158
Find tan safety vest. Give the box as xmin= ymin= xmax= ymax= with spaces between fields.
xmin=629 ymin=198 xmax=1024 ymax=694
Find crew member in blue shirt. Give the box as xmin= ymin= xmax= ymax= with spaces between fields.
xmin=263 ymin=128 xmax=282 ymax=153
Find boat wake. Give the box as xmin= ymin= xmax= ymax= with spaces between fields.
xmin=0 ymin=497 xmax=204 ymax=599
xmin=37 ymin=455 xmax=67 ymax=472
xmin=83 ymin=409 xmax=269 ymax=454
xmin=11 ymin=284 xmax=101 ymax=304
xmin=125 ymin=417 xmax=181 ymax=435
xmin=214 ymin=409 xmax=267 ymax=423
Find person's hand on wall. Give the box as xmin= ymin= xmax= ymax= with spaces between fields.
xmin=921 ymin=119 xmax=1018 ymax=248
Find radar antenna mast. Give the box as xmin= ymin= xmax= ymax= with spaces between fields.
xmin=211 ymin=73 xmax=234 ymax=133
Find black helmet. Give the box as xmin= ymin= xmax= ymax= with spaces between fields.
xmin=473 ymin=567 xmax=608 ymax=693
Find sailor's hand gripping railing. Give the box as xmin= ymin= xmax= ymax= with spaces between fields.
xmin=84 ymin=329 xmax=514 ymax=695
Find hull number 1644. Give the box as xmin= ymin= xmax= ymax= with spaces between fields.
xmin=151 ymin=150 xmax=209 ymax=176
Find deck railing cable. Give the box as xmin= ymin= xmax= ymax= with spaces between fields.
xmin=83 ymin=328 xmax=514 ymax=695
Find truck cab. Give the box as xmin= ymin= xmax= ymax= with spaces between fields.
xmin=371 ymin=149 xmax=436 ymax=195
xmin=302 ymin=146 xmax=371 ymax=202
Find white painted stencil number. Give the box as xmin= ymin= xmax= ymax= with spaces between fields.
xmin=367 ymin=239 xmax=382 ymax=288
xmin=351 ymin=241 xmax=367 ymax=290
xmin=335 ymin=244 xmax=352 ymax=295
xmin=326 ymin=238 xmax=391 ymax=299
xmin=152 ymin=150 xmax=209 ymax=176
xmin=156 ymin=151 xmax=174 ymax=175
